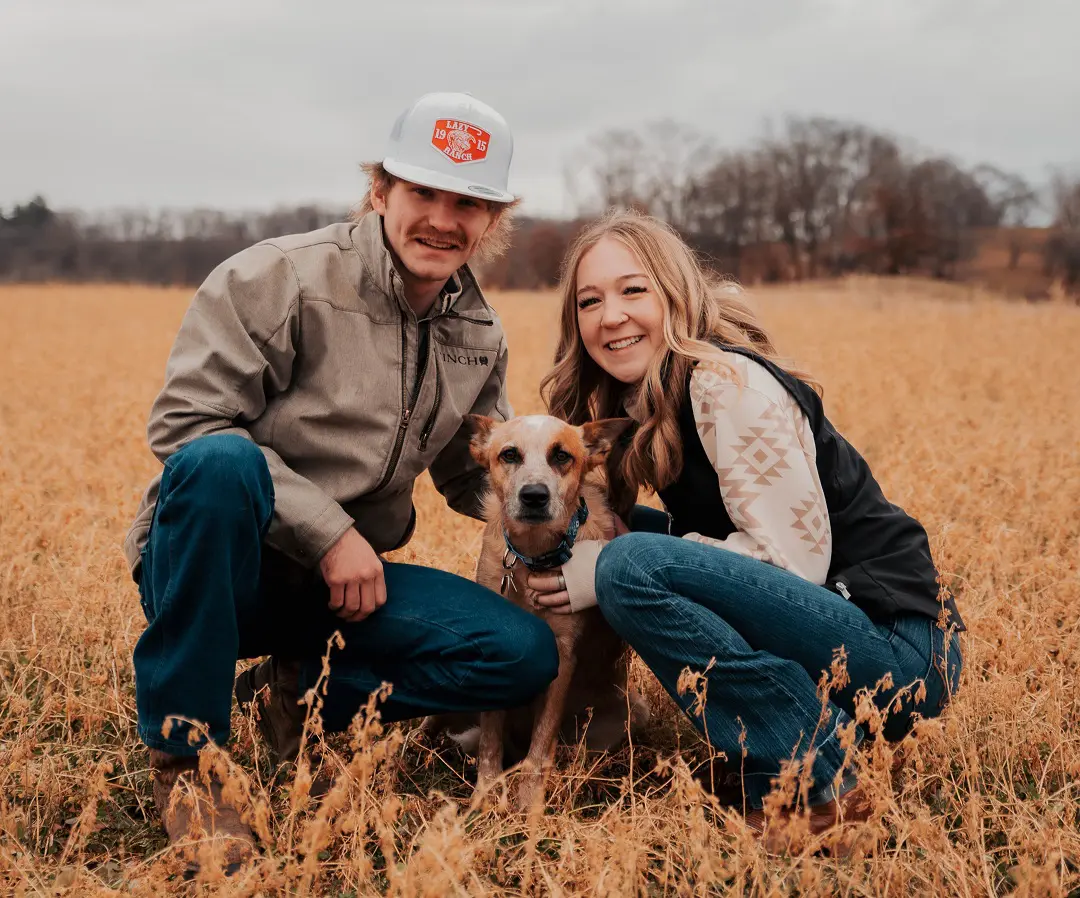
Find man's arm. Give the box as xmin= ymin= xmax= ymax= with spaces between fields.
xmin=147 ymin=242 xmax=354 ymax=566
xmin=428 ymin=339 xmax=512 ymax=519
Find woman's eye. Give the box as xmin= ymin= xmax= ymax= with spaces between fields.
xmin=499 ymin=447 xmax=521 ymax=464
xmin=623 ymin=285 xmax=646 ymax=295
xmin=577 ymin=296 xmax=599 ymax=310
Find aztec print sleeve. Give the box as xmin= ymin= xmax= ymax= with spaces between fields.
xmin=682 ymin=354 xmax=832 ymax=584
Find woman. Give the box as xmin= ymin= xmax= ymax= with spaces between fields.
xmin=528 ymin=210 xmax=964 ymax=831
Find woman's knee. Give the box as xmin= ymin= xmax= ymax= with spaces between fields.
xmin=595 ymin=533 xmax=668 ymax=618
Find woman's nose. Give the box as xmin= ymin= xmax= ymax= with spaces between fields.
xmin=601 ymin=299 xmax=629 ymax=327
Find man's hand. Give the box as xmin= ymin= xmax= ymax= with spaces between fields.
xmin=319 ymin=528 xmax=386 ymax=622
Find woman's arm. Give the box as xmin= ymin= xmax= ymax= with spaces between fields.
xmin=684 ymin=358 xmax=832 ymax=584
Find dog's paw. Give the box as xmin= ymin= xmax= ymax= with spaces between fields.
xmin=472 ymin=774 xmax=509 ymax=813
xmin=511 ymin=770 xmax=546 ymax=814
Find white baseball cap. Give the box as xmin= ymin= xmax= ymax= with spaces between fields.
xmin=382 ymin=92 xmax=515 ymax=204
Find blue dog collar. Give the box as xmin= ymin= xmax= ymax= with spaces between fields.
xmin=502 ymin=497 xmax=589 ymax=571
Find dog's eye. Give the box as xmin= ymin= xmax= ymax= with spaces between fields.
xmin=552 ymin=449 xmax=573 ymax=465
xmin=499 ymin=447 xmax=522 ymax=464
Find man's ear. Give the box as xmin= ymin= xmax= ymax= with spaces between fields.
xmin=580 ymin=418 xmax=635 ymax=468
xmin=464 ymin=414 xmax=497 ymax=468
xmin=370 ymin=182 xmax=389 ymax=216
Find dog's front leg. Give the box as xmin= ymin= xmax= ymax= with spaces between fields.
xmin=514 ymin=635 xmax=578 ymax=813
xmin=476 ymin=709 xmax=506 ymax=799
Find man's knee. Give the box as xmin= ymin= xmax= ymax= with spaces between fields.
xmin=164 ymin=435 xmax=272 ymax=511
xmin=490 ymin=613 xmax=559 ymax=706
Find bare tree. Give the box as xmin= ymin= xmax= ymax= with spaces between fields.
xmin=975 ymin=166 xmax=1040 ymax=267
xmin=1044 ymin=171 xmax=1080 ymax=289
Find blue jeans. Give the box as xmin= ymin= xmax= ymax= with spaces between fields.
xmin=133 ymin=434 xmax=559 ymax=756
xmin=599 ymin=509 xmax=963 ymax=808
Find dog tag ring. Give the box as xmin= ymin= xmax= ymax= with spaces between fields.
xmin=500 ymin=549 xmax=518 ymax=596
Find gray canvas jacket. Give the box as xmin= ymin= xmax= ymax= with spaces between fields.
xmin=123 ymin=211 xmax=510 ymax=578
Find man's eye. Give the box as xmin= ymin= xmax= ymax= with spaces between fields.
xmin=499 ymin=447 xmax=521 ymax=464
xmin=552 ymin=449 xmax=573 ymax=465
xmin=577 ymin=296 xmax=599 ymax=309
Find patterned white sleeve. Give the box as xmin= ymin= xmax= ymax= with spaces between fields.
xmin=682 ymin=354 xmax=832 ymax=584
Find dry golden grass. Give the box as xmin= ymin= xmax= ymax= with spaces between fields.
xmin=1 ymin=278 xmax=1079 ymax=896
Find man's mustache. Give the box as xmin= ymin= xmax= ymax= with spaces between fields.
xmin=409 ymin=230 xmax=466 ymax=250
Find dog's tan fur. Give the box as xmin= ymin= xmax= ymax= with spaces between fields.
xmin=461 ymin=413 xmax=648 ymax=809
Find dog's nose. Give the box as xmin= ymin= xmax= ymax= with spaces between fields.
xmin=519 ymin=484 xmax=550 ymax=509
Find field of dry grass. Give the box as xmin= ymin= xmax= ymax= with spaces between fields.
xmin=1 ymin=278 xmax=1078 ymax=896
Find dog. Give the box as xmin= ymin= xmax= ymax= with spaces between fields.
xmin=430 ymin=413 xmax=649 ymax=810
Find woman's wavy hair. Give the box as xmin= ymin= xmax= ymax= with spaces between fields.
xmin=540 ymin=209 xmax=818 ymax=517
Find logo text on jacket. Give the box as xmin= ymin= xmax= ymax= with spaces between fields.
xmin=439 ymin=350 xmax=489 ymax=367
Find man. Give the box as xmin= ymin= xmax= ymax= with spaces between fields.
xmin=125 ymin=92 xmax=558 ymax=868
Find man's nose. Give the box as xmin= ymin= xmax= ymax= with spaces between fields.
xmin=425 ymin=199 xmax=459 ymax=234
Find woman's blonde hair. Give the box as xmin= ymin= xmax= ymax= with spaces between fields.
xmin=540 ymin=209 xmax=818 ymax=515
xmin=350 ymin=162 xmax=518 ymax=262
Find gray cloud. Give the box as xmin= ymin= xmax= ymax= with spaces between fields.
xmin=2 ymin=0 xmax=1076 ymax=217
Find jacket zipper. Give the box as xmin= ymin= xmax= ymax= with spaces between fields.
xmin=418 ymin=349 xmax=441 ymax=451
xmin=418 ymin=309 xmax=492 ymax=451
xmin=370 ymin=311 xmax=412 ymax=495
xmin=835 ymin=580 xmax=852 ymax=600
xmin=373 ymin=305 xmax=496 ymax=487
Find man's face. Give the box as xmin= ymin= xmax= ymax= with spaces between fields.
xmin=372 ymin=179 xmax=498 ymax=286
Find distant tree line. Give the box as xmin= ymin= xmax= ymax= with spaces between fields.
xmin=561 ymin=117 xmax=1075 ymax=287
xmin=2 ymin=116 xmax=1078 ymax=294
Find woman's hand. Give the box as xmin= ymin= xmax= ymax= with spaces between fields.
xmin=525 ymin=569 xmax=572 ymax=614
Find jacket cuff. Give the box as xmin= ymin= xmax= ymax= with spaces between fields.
xmin=563 ymin=539 xmax=606 ymax=612
xmin=289 ymin=501 xmax=356 ymax=567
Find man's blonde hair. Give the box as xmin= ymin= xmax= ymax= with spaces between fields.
xmin=351 ymin=162 xmax=518 ymax=262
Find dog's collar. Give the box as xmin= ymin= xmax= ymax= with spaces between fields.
xmin=502 ymin=498 xmax=589 ymax=572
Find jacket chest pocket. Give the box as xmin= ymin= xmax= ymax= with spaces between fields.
xmin=433 ymin=341 xmax=497 ymax=411
xmin=417 ymin=339 xmax=499 ymax=455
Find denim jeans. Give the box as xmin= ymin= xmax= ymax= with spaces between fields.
xmin=133 ymin=434 xmax=559 ymax=756
xmin=599 ymin=508 xmax=962 ymax=808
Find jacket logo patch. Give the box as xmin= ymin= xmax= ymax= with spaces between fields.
xmin=432 ymin=120 xmax=491 ymax=165
xmin=440 ymin=350 xmax=489 ymax=367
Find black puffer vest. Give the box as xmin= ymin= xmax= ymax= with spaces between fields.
xmin=656 ymin=346 xmax=965 ymax=631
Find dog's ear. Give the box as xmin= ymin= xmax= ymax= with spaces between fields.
xmin=463 ymin=414 xmax=497 ymax=468
xmin=580 ymin=417 xmax=634 ymax=468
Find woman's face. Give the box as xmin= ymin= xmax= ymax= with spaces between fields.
xmin=574 ymin=237 xmax=665 ymax=385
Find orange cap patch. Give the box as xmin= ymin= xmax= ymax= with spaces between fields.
xmin=431 ymin=119 xmax=491 ymax=164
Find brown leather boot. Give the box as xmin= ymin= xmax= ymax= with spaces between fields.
xmin=150 ymin=749 xmax=256 ymax=875
xmin=234 ymin=657 xmax=304 ymax=765
xmin=235 ymin=657 xmax=338 ymax=800
xmin=745 ymin=784 xmax=871 ymax=855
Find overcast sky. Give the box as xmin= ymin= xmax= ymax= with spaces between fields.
xmin=2 ymin=0 xmax=1077 ymax=218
